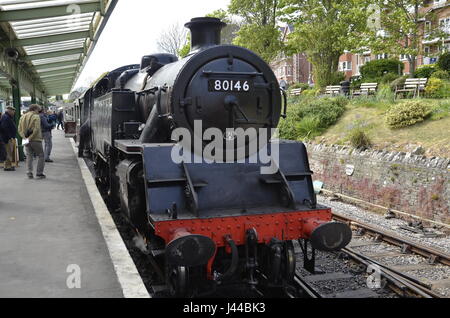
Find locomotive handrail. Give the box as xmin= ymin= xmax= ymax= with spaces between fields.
xmin=202 ymin=70 xmax=263 ymax=77
xmin=280 ymin=88 xmax=288 ymax=119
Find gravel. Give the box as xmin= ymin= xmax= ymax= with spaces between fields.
xmin=295 ymin=248 xmax=397 ymax=298
xmin=318 ymin=195 xmax=450 ymax=254
xmin=405 ymin=266 xmax=450 ymax=282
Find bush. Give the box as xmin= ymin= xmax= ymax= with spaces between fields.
xmin=430 ymin=70 xmax=450 ymax=80
xmin=301 ymin=88 xmax=320 ymax=97
xmin=437 ymin=52 xmax=450 ymax=72
xmin=348 ymin=128 xmax=372 ymax=149
xmin=380 ymin=73 xmax=400 ymax=84
xmin=360 ymin=59 xmax=404 ymax=79
xmin=299 ymin=97 xmax=348 ymax=128
xmin=329 ymin=71 xmax=346 ymax=85
xmin=278 ymin=97 xmax=348 ymax=140
xmin=414 ymin=64 xmax=436 ymax=78
xmin=390 ymin=75 xmax=409 ymax=91
xmin=376 ymin=84 xmax=395 ymax=102
xmin=425 ymin=78 xmax=450 ymax=98
xmin=386 ymin=100 xmax=432 ymax=128
xmin=296 ymin=117 xmax=322 ymax=139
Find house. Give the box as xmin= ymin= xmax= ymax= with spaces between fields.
xmin=272 ymin=1 xmax=450 ymax=85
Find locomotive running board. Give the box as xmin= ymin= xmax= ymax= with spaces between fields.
xmin=139 ymin=140 xmax=317 ymax=221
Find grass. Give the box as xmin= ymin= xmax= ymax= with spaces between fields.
xmin=317 ymin=97 xmax=450 ymax=157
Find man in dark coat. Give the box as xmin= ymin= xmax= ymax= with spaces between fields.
xmin=39 ymin=108 xmax=55 ymax=163
xmin=57 ymin=111 xmax=64 ymax=130
xmin=0 ymin=111 xmax=6 ymax=163
xmin=0 ymin=106 xmax=17 ymax=171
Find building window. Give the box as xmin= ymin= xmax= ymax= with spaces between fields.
xmin=424 ymin=46 xmax=430 ymax=55
xmin=376 ymin=53 xmax=389 ymax=60
xmin=425 ymin=21 xmax=432 ymax=34
xmin=440 ymin=17 xmax=450 ymax=33
xmin=400 ymin=54 xmax=410 ymax=61
xmin=441 ymin=42 xmax=450 ymax=53
xmin=339 ymin=61 xmax=352 ymax=71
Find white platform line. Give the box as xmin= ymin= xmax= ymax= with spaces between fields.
xmin=69 ymin=138 xmax=150 ymax=298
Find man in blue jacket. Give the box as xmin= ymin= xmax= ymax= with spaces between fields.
xmin=0 ymin=106 xmax=17 ymax=171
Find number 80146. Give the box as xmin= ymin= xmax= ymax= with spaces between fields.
xmin=208 ymin=79 xmax=253 ymax=93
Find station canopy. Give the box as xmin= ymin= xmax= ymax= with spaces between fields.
xmin=0 ymin=0 xmax=117 ymax=101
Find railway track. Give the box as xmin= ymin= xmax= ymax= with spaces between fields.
xmin=333 ymin=212 xmax=450 ymax=266
xmin=292 ymin=212 xmax=449 ymax=298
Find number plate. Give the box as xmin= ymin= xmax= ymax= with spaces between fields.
xmin=208 ymin=79 xmax=253 ymax=93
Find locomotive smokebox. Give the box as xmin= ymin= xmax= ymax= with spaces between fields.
xmin=166 ymin=228 xmax=216 ymax=267
xmin=185 ymin=17 xmax=226 ymax=51
xmin=304 ymin=219 xmax=352 ymax=252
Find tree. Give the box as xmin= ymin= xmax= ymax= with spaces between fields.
xmin=229 ymin=0 xmax=284 ymax=62
xmin=370 ymin=1 xmax=445 ymax=74
xmin=281 ymin=0 xmax=374 ymax=88
xmin=156 ymin=23 xmax=188 ymax=57
xmin=206 ymin=9 xmax=241 ymax=45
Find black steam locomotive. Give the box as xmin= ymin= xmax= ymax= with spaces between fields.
xmin=74 ymin=17 xmax=351 ymax=296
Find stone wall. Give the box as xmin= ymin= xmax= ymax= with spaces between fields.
xmin=306 ymin=143 xmax=450 ymax=224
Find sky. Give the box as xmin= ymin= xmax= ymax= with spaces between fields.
xmin=74 ymin=0 xmax=230 ymax=89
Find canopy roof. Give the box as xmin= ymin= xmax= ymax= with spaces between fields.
xmin=0 ymin=0 xmax=117 ymax=100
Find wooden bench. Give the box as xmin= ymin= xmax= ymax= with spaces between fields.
xmin=290 ymin=88 xmax=303 ymax=96
xmin=395 ymin=78 xmax=428 ymax=99
xmin=325 ymin=85 xmax=342 ymax=96
xmin=352 ymin=83 xmax=378 ymax=97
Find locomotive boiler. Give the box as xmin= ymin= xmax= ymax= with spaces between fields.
xmin=75 ymin=17 xmax=352 ymax=296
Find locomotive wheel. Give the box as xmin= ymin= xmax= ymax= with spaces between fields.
xmin=265 ymin=241 xmax=296 ymax=286
xmin=282 ymin=241 xmax=296 ymax=283
xmin=167 ymin=265 xmax=189 ymax=297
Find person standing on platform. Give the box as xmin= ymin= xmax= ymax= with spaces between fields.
xmin=0 ymin=106 xmax=17 ymax=171
xmin=0 ymin=111 xmax=6 ymax=163
xmin=39 ymin=108 xmax=55 ymax=163
xmin=18 ymin=104 xmax=46 ymax=179
xmin=48 ymin=110 xmax=57 ymax=127
xmin=57 ymin=110 xmax=64 ymax=130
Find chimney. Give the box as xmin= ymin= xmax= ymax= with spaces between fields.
xmin=185 ymin=17 xmax=226 ymax=52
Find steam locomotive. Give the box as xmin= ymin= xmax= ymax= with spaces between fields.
xmin=74 ymin=17 xmax=352 ymax=296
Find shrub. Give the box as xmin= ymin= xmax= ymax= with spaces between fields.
xmin=299 ymin=97 xmax=348 ymax=128
xmin=430 ymin=70 xmax=450 ymax=80
xmin=386 ymin=100 xmax=432 ymax=128
xmin=350 ymin=79 xmax=362 ymax=90
xmin=390 ymin=75 xmax=409 ymax=91
xmin=360 ymin=59 xmax=404 ymax=79
xmin=301 ymin=88 xmax=320 ymax=97
xmin=437 ymin=52 xmax=450 ymax=72
xmin=348 ymin=128 xmax=372 ymax=149
xmin=278 ymin=97 xmax=348 ymax=140
xmin=296 ymin=117 xmax=322 ymax=140
xmin=425 ymin=78 xmax=450 ymax=98
xmin=376 ymin=84 xmax=395 ymax=102
xmin=414 ymin=64 xmax=436 ymax=78
xmin=380 ymin=73 xmax=400 ymax=84
xmin=330 ymin=71 xmax=346 ymax=85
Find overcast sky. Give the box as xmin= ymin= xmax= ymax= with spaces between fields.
xmin=74 ymin=0 xmax=230 ymax=89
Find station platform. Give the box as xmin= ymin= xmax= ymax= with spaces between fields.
xmin=0 ymin=131 xmax=144 ymax=298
